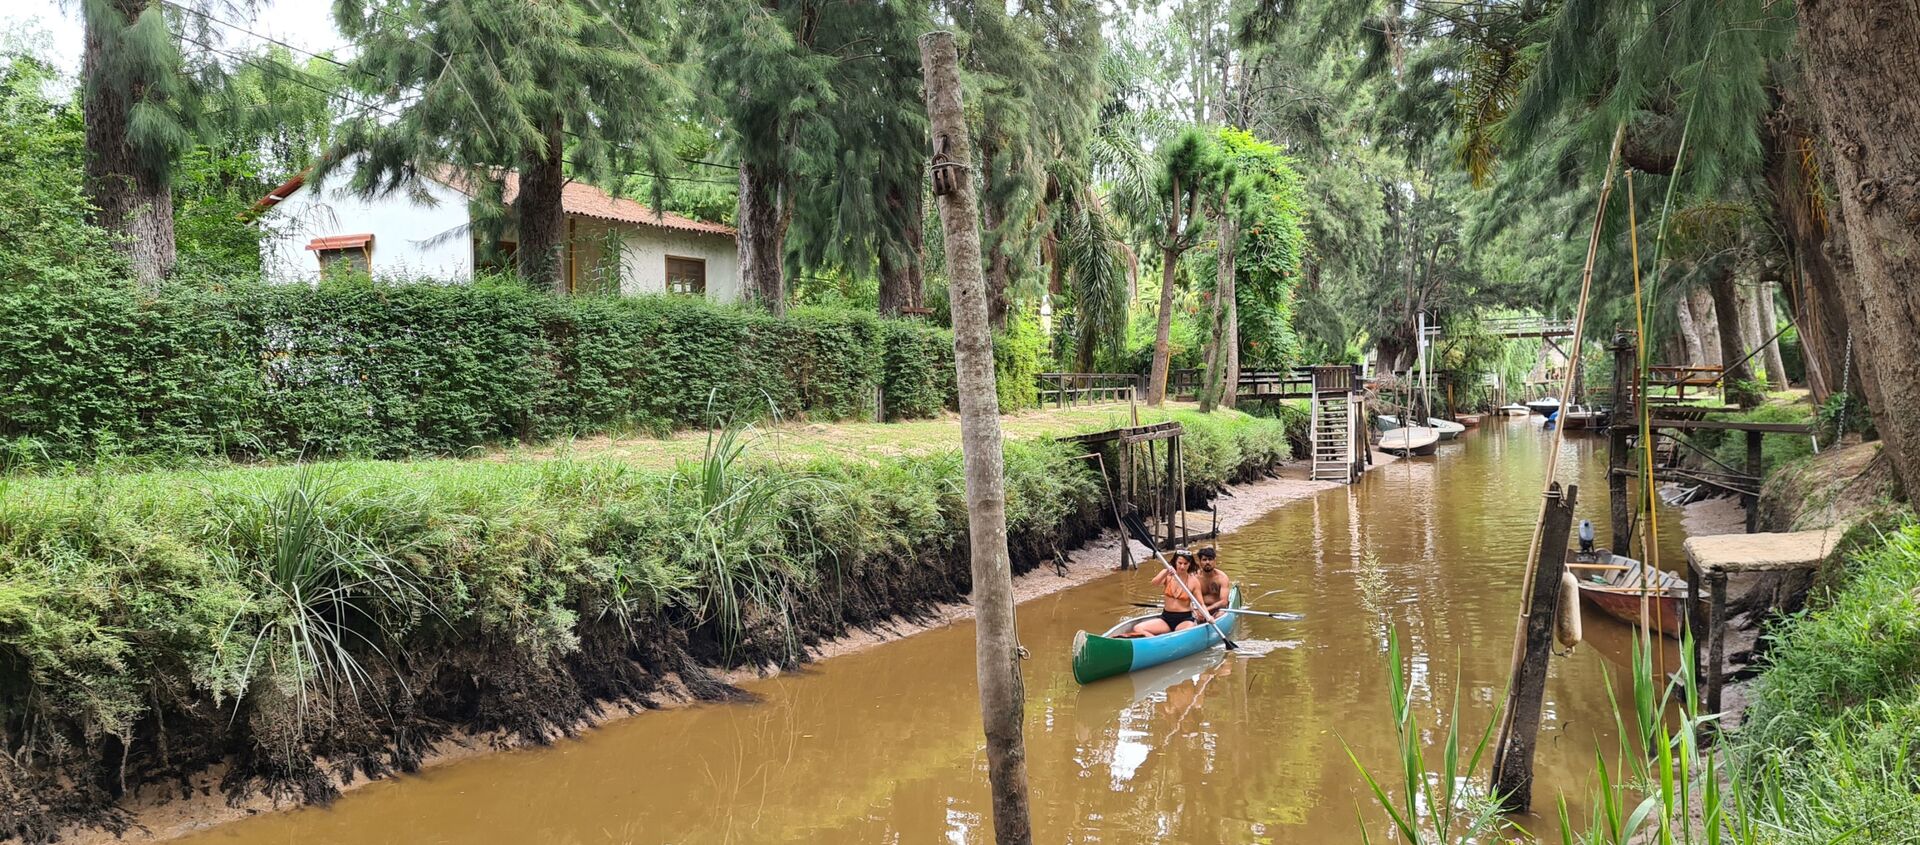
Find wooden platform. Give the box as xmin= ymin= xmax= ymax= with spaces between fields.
xmin=1685 ymin=527 xmax=1846 ymax=726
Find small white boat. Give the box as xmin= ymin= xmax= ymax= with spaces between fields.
xmin=1427 ymin=418 xmax=1465 ymax=440
xmin=1499 ymin=403 xmax=1530 ymax=416
xmin=1379 ymin=426 xmax=1440 ymax=456
xmin=1525 ymin=397 xmax=1561 ymax=416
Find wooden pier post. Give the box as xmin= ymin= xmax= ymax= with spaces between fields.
xmin=1490 ymin=482 xmax=1578 ymax=813
xmin=1608 ymin=334 xmax=1634 ymax=552
xmin=1744 ymin=430 xmax=1762 ymax=533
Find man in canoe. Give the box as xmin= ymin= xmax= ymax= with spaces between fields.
xmin=1118 ymin=551 xmax=1205 ymax=637
xmin=1185 ymin=546 xmax=1233 ymax=631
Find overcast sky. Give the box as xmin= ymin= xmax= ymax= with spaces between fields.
xmin=2 ymin=1 xmax=348 ymax=75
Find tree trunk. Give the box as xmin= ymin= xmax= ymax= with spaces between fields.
xmin=1704 ymin=258 xmax=1762 ymax=407
xmin=877 ymin=183 xmax=926 ymax=316
xmin=1221 ymin=238 xmax=1240 ymax=410
xmin=1761 ymin=96 xmax=1855 ymax=402
xmin=1200 ymin=217 xmax=1239 ymax=412
xmin=516 ymin=120 xmax=568 ymax=293
xmin=1798 ymin=0 xmax=1920 ymax=490
xmin=1675 ymin=292 xmax=1707 ymax=365
xmin=979 ymin=160 xmax=1013 ymax=332
xmin=1146 ymin=244 xmax=1180 ymax=406
xmin=1736 ymin=279 xmax=1768 ymax=386
xmin=83 ymin=0 xmax=176 ymax=289
xmin=919 ymin=31 xmax=1032 ymax=845
xmin=1688 ymin=286 xmax=1722 ymax=365
xmin=737 ymin=163 xmax=788 ymax=315
xmin=1757 ymin=281 xmax=1790 ymax=389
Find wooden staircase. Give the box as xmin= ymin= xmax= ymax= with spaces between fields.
xmin=1308 ymin=365 xmax=1362 ymax=483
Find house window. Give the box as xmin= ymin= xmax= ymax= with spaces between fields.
xmin=306 ymin=234 xmax=374 ymax=275
xmin=665 ymin=256 xmax=706 ymax=295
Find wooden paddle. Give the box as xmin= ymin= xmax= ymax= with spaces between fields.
xmin=1125 ymin=602 xmax=1301 ymax=621
xmin=1120 ymin=513 xmax=1237 ymax=650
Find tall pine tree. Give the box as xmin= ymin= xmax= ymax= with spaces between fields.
xmin=81 ymin=0 xmax=197 ymax=288
xmin=329 ymin=0 xmax=683 ymax=293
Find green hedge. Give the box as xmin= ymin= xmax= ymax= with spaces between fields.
xmin=0 ymin=278 xmax=959 ymax=465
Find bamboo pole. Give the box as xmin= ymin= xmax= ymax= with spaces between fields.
xmin=1491 ymin=125 xmax=1627 ymax=812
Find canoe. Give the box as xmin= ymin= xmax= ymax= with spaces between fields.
xmin=1377 ymin=414 xmax=1402 ymax=432
xmin=1379 ymin=426 xmax=1440 ymax=456
xmin=1525 ymin=398 xmax=1561 ymax=416
xmin=1072 ymin=586 xmax=1243 ymax=684
xmin=1567 ymin=549 xmax=1692 ymax=638
xmin=1457 ymin=413 xmax=1483 ymax=428
xmin=1427 ymin=418 xmax=1466 ymax=440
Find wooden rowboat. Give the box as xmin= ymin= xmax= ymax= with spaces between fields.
xmin=1379 ymin=426 xmax=1440 ymax=456
xmin=1457 ymin=413 xmax=1483 ymax=428
xmin=1567 ymin=549 xmax=1692 ymax=638
xmin=1072 ymin=587 xmax=1242 ymax=684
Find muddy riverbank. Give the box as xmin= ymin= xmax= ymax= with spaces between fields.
xmin=56 ymin=452 xmax=1335 ymax=845
xmin=127 ymin=420 xmax=1707 ymax=844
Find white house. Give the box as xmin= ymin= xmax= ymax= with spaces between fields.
xmin=254 ymin=163 xmax=739 ymax=300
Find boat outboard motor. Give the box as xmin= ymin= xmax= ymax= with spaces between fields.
xmin=1578 ymin=519 xmax=1596 ymax=554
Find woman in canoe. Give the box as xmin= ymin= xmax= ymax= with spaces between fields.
xmin=1118 ymin=551 xmax=1208 ymax=637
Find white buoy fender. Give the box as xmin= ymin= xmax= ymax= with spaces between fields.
xmin=1556 ymin=571 xmax=1583 ymax=649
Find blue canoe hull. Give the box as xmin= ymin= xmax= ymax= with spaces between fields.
xmin=1072 ymin=587 xmax=1242 ymax=684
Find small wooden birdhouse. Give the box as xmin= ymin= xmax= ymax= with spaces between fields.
xmin=930 ymin=134 xmax=966 ymax=196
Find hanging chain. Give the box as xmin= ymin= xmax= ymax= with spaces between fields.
xmin=1837 ymin=327 xmax=1854 ymax=433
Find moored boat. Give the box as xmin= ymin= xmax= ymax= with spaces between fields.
xmin=1427 ymin=418 xmax=1466 ymax=440
xmin=1567 ymin=549 xmax=1692 ymax=638
xmin=1377 ymin=414 xmax=1403 ymax=431
xmin=1525 ymin=397 xmax=1561 ymax=416
xmin=1072 ymin=587 xmax=1243 ymax=684
xmin=1562 ymin=405 xmax=1608 ymax=431
xmin=1379 ymin=426 xmax=1440 ymax=456
xmin=1499 ymin=403 xmax=1530 ymax=416
xmin=1457 ymin=413 xmax=1483 ymax=428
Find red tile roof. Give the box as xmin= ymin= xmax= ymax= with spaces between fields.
xmin=495 ymin=172 xmax=736 ymax=238
xmin=306 ymin=233 xmax=374 ymax=251
xmin=251 ymin=165 xmax=737 ymax=239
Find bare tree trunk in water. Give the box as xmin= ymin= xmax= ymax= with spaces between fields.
xmin=878 ymin=184 xmax=926 ymax=316
xmin=1146 ymin=242 xmax=1180 ymax=406
xmin=1705 ymin=258 xmax=1763 ymax=407
xmin=516 ymin=120 xmax=568 ymax=293
xmin=1757 ymin=281 xmax=1790 ymax=389
xmin=738 ymin=163 xmax=788 ymax=315
xmin=1799 ymin=0 xmax=1920 ymax=491
xmin=920 ymin=31 xmax=1032 ymax=845
xmin=1688 ymin=287 xmax=1723 ymax=365
xmin=1675 ymin=293 xmax=1707 ymax=366
xmin=83 ymin=0 xmax=176 ymax=289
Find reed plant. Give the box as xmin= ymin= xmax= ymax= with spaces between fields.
xmin=1352 ymin=522 xmax=1920 ymax=844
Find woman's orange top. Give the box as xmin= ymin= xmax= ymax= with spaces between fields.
xmin=1161 ymin=569 xmax=1198 ymax=610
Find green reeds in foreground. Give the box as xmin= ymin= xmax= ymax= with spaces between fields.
xmin=1345 ymin=628 xmax=1506 ymax=844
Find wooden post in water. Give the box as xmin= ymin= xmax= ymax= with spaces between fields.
xmin=1608 ymin=333 xmax=1635 ymax=552
xmin=1490 ymin=482 xmax=1578 ymax=813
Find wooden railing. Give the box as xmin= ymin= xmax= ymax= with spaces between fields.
xmin=1646 ymin=365 xmax=1725 ymax=403
xmin=1037 ymin=373 xmax=1140 ymax=408
xmin=1170 ymin=367 xmax=1324 ymax=400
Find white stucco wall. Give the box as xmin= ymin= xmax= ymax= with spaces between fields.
xmin=617 ymin=227 xmax=741 ymax=302
xmin=259 ymin=164 xmax=474 ymax=285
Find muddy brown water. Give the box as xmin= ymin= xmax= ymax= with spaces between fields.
xmin=177 ymin=416 xmax=1692 ymax=844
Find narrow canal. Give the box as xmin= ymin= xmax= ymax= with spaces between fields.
xmin=178 ymin=416 xmax=1692 ymax=844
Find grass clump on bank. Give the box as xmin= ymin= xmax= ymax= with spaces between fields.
xmin=0 ymin=409 xmax=1288 ymax=841
xmin=1731 ymin=521 xmax=1920 ymax=842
